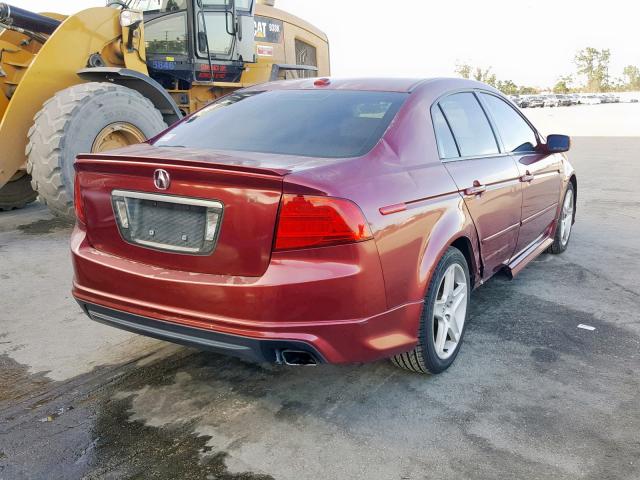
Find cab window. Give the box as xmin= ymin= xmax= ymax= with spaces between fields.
xmin=202 ymin=0 xmax=253 ymax=9
xmin=198 ymin=12 xmax=234 ymax=56
xmin=145 ymin=12 xmax=188 ymax=55
xmin=129 ymin=0 xmax=187 ymax=13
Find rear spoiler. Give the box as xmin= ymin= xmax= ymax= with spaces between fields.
xmin=75 ymin=152 xmax=290 ymax=178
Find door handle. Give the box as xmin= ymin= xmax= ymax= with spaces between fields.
xmin=464 ymin=181 xmax=486 ymax=196
xmin=520 ymin=171 xmax=535 ymax=182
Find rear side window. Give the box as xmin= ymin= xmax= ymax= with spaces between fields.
xmin=154 ymin=90 xmax=408 ymax=158
xmin=480 ymin=93 xmax=538 ymax=153
xmin=439 ymin=92 xmax=499 ymax=157
xmin=431 ymin=106 xmax=459 ymax=159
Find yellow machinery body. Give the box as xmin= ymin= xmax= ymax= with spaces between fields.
xmin=0 ymin=2 xmax=330 ymax=189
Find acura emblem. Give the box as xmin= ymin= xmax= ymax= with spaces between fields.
xmin=153 ymin=169 xmax=170 ymax=190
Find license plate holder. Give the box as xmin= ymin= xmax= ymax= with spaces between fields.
xmin=111 ymin=190 xmax=223 ymax=255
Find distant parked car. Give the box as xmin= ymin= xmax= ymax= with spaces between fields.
xmin=544 ymin=95 xmax=560 ymax=107
xmin=582 ymin=95 xmax=602 ymax=105
xmin=510 ymin=96 xmax=529 ymax=108
xmin=528 ymin=96 xmax=544 ymax=108
xmin=570 ymin=94 xmax=582 ymax=105
xmin=71 ymin=78 xmax=576 ymax=374
xmin=630 ymin=98 xmax=639 ymax=103
xmin=557 ymin=95 xmax=573 ymax=106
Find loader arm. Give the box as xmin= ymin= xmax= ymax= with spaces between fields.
xmin=0 ymin=7 xmax=126 ymax=187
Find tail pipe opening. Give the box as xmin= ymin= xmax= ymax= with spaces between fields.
xmin=278 ymin=349 xmax=318 ymax=366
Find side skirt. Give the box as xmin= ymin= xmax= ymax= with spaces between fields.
xmin=504 ymin=235 xmax=554 ymax=279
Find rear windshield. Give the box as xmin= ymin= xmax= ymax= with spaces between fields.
xmin=153 ymin=90 xmax=408 ymax=158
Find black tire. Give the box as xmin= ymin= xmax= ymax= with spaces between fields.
xmin=27 ymin=82 xmax=167 ymax=219
xmin=549 ymin=183 xmax=575 ymax=254
xmin=391 ymin=247 xmax=471 ymax=374
xmin=0 ymin=172 xmax=38 ymax=211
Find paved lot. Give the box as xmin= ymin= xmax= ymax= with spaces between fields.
xmin=526 ymin=103 xmax=640 ymax=137
xmin=0 ymin=137 xmax=639 ymax=480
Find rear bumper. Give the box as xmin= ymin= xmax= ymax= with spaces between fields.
xmin=79 ymin=302 xmax=326 ymax=364
xmin=71 ymin=226 xmax=422 ymax=363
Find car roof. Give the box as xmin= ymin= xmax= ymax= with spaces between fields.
xmin=243 ymin=77 xmax=499 ymax=95
xmin=243 ymin=77 xmax=426 ymax=93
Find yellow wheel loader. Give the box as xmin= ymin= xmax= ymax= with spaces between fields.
xmin=0 ymin=0 xmax=329 ymax=217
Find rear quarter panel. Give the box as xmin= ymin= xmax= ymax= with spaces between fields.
xmin=285 ymin=81 xmax=481 ymax=309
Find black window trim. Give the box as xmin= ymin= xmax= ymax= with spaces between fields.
xmin=430 ymin=88 xmax=543 ymax=163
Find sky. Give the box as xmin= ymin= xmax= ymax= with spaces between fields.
xmin=11 ymin=0 xmax=640 ymax=88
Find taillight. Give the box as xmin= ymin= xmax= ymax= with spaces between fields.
xmin=74 ymin=174 xmax=86 ymax=225
xmin=274 ymin=194 xmax=372 ymax=251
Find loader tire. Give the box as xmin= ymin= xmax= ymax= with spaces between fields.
xmin=27 ymin=82 xmax=167 ymax=219
xmin=0 ymin=172 xmax=38 ymax=211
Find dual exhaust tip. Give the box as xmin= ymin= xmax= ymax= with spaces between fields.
xmin=278 ymin=349 xmax=318 ymax=366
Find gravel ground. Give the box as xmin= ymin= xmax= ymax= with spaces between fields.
xmin=0 ymin=136 xmax=638 ymax=480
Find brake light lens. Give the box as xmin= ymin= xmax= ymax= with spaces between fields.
xmin=74 ymin=174 xmax=86 ymax=225
xmin=274 ymin=194 xmax=372 ymax=251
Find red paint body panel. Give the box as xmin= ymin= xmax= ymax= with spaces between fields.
xmin=71 ymin=77 xmax=576 ymax=364
xmin=72 ymin=226 xmax=421 ymax=362
xmin=443 ymin=155 xmax=523 ymax=277
xmin=513 ymin=152 xmax=563 ymax=254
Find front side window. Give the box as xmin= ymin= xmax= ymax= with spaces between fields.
xmin=198 ymin=12 xmax=234 ymax=56
xmin=154 ymin=90 xmax=408 ymax=158
xmin=480 ymin=93 xmax=538 ymax=153
xmin=145 ymin=12 xmax=188 ymax=55
xmin=439 ymin=92 xmax=499 ymax=157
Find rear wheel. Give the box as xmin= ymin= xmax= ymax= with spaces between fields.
xmin=392 ymin=247 xmax=471 ymax=374
xmin=0 ymin=171 xmax=37 ymax=211
xmin=27 ymin=82 xmax=167 ymax=219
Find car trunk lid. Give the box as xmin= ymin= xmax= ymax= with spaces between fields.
xmin=75 ymin=145 xmax=289 ymax=277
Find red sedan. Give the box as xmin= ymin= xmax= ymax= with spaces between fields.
xmin=71 ymin=77 xmax=576 ymax=374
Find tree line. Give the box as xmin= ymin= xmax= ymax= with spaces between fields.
xmin=455 ymin=47 xmax=640 ymax=95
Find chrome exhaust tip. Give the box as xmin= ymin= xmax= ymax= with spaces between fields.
xmin=279 ymin=350 xmax=318 ymax=366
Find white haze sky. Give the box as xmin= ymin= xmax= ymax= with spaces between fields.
xmin=11 ymin=0 xmax=640 ymax=88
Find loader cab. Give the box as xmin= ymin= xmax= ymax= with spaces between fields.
xmin=133 ymin=0 xmax=256 ymax=88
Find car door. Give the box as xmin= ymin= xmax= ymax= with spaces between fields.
xmin=433 ymin=92 xmax=522 ymax=278
xmin=478 ymin=92 xmax=562 ymax=255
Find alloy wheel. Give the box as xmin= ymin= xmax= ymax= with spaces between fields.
xmin=560 ymin=191 xmax=574 ymax=246
xmin=433 ymin=264 xmax=468 ymax=360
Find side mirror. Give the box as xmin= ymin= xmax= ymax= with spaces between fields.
xmin=197 ymin=31 xmax=208 ymax=53
xmin=545 ymin=134 xmax=570 ymax=153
